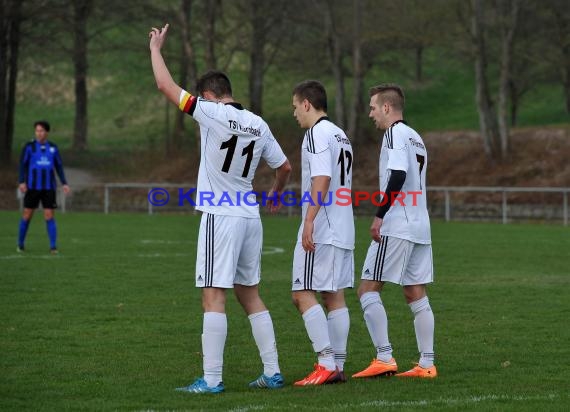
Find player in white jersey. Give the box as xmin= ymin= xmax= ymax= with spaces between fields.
xmin=352 ymin=84 xmax=437 ymax=380
xmin=290 ymin=80 xmax=355 ymax=386
xmin=149 ymin=24 xmax=292 ymax=393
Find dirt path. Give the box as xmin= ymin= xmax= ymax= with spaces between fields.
xmin=64 ymin=167 xmax=100 ymax=187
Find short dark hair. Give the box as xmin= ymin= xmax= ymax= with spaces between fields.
xmin=369 ymin=84 xmax=405 ymax=111
xmin=292 ymin=80 xmax=328 ymax=112
xmin=34 ymin=120 xmax=50 ymax=132
xmin=196 ymin=70 xmax=233 ymax=98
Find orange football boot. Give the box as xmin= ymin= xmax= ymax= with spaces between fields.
xmin=294 ymin=364 xmax=339 ymax=386
xmin=395 ymin=364 xmax=437 ymax=378
xmin=352 ymin=358 xmax=398 ymax=378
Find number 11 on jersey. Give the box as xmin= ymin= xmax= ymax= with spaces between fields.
xmin=220 ymin=135 xmax=256 ymax=177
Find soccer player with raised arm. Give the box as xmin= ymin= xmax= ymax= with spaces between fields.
xmin=290 ymin=80 xmax=355 ymax=386
xmin=149 ymin=24 xmax=292 ymax=393
xmin=17 ymin=120 xmax=70 ymax=254
xmin=352 ymin=84 xmax=436 ymax=379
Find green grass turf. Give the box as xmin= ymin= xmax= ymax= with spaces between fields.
xmin=1 ymin=212 xmax=569 ymax=411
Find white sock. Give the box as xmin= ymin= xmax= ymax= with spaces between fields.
xmin=249 ymin=310 xmax=280 ymax=376
xmin=302 ymin=304 xmax=335 ymax=371
xmin=409 ymin=296 xmax=435 ymax=368
xmin=202 ymin=312 xmax=227 ymax=387
xmin=327 ymin=307 xmax=349 ymax=371
xmin=360 ymin=292 xmax=393 ymax=362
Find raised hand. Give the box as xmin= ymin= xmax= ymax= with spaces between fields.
xmin=149 ymin=23 xmax=170 ymax=51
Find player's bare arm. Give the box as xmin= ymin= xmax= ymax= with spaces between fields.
xmin=149 ymin=24 xmax=183 ymax=106
xmin=302 ymin=175 xmax=331 ymax=252
xmin=370 ymin=216 xmax=383 ymax=243
xmin=267 ymin=159 xmax=292 ymax=214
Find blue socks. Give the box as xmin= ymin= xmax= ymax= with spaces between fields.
xmin=18 ymin=218 xmax=30 ymax=248
xmin=18 ymin=218 xmax=58 ymax=250
xmin=46 ymin=219 xmax=57 ymax=250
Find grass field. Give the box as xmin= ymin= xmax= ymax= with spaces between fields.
xmin=1 ymin=211 xmax=569 ymax=411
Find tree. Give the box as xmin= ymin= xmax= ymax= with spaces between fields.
xmin=198 ymin=0 xmax=241 ymax=73
xmin=244 ymin=0 xmax=289 ymax=115
xmin=473 ymin=1 xmax=551 ymax=128
xmin=470 ymin=0 xmax=500 ymax=159
xmin=346 ymin=0 xmax=384 ymax=144
xmin=465 ymin=0 xmax=521 ymax=160
xmin=541 ymin=0 xmax=570 ymax=114
xmin=347 ymin=0 xmax=364 ymax=142
xmin=313 ymin=0 xmax=380 ymax=143
xmin=171 ymin=0 xmax=198 ymax=153
xmin=323 ymin=0 xmax=347 ymax=127
xmin=204 ymin=0 xmax=220 ymax=70
xmin=247 ymin=0 xmax=267 ymax=115
xmin=72 ymin=0 xmax=92 ymax=152
xmin=31 ymin=0 xmax=151 ymax=152
xmin=382 ymin=0 xmax=451 ymax=83
xmin=497 ymin=0 xmax=520 ymax=158
xmin=0 ymin=0 xmax=23 ymax=165
xmin=507 ymin=3 xmax=541 ymax=127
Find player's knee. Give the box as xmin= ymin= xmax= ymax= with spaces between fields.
xmin=233 ymin=288 xmax=245 ymax=305
xmin=403 ymin=285 xmax=426 ymax=304
xmin=202 ymin=302 xmax=225 ymax=313
xmin=201 ymin=289 xmax=226 ymax=312
xmin=291 ymin=292 xmax=310 ymax=311
xmin=357 ymin=280 xmax=382 ymax=298
xmin=322 ymin=292 xmax=345 ymax=312
xmin=359 ymin=291 xmax=383 ymax=313
xmin=237 ymin=293 xmax=265 ymax=314
xmin=321 ymin=292 xmax=329 ymax=306
xmin=291 ymin=293 xmax=301 ymax=309
xmin=408 ymin=295 xmax=431 ymax=316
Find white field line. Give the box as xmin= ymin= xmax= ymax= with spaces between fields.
xmin=0 ymin=245 xmax=284 ymax=259
xmin=227 ymin=393 xmax=561 ymax=412
xmin=136 ymin=253 xmax=191 ymax=258
xmin=1 ymin=255 xmax=63 ymax=259
xmin=263 ymin=246 xmax=284 ymax=255
xmin=139 ymin=239 xmax=197 ymax=245
xmin=139 ymin=240 xmax=284 ymax=255
xmin=0 ymin=254 xmax=194 ymax=259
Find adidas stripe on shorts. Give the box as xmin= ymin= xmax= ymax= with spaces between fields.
xmin=196 ymin=213 xmax=262 ymax=288
xmin=361 ymin=235 xmax=434 ymax=285
xmin=292 ymin=243 xmax=354 ymax=292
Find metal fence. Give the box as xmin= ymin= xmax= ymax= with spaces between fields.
xmin=11 ymin=184 xmax=569 ymax=226
xmin=428 ymin=186 xmax=569 ymax=225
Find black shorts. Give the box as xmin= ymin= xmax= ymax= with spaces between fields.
xmin=23 ymin=190 xmax=58 ymax=209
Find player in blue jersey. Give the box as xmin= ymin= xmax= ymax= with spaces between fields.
xmin=17 ymin=121 xmax=70 ymax=254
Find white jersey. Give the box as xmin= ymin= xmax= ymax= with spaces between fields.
xmin=379 ymin=121 xmax=431 ymax=244
xmin=179 ymin=90 xmax=287 ymax=218
xmin=297 ymin=117 xmax=355 ymax=250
